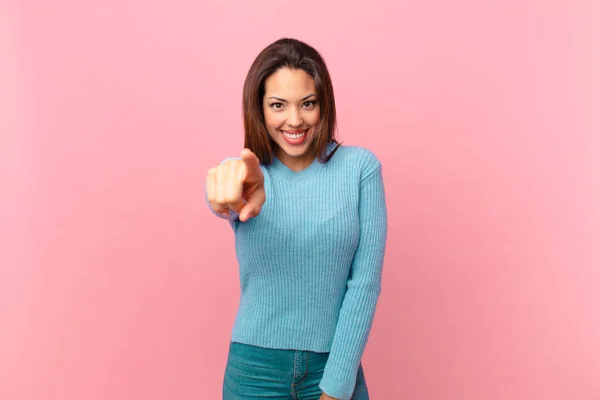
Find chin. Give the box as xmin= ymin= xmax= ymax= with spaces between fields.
xmin=284 ymin=146 xmax=308 ymax=156
xmin=279 ymin=142 xmax=310 ymax=157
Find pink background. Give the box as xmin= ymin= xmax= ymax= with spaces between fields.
xmin=1 ymin=1 xmax=599 ymax=399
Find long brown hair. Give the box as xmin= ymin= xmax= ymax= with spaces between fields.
xmin=242 ymin=38 xmax=341 ymax=165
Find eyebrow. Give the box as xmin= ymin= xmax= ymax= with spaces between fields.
xmin=267 ymin=93 xmax=317 ymax=102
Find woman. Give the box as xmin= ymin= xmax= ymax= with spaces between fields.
xmin=205 ymin=38 xmax=388 ymax=400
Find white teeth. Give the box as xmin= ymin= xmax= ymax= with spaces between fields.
xmin=282 ymin=131 xmax=305 ymax=139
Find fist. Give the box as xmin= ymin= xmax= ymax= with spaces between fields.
xmin=206 ymin=148 xmax=266 ymax=222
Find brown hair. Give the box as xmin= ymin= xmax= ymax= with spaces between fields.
xmin=242 ymin=38 xmax=341 ymax=165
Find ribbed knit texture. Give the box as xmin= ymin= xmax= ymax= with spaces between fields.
xmin=206 ymin=142 xmax=388 ymax=400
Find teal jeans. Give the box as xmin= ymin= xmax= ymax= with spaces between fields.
xmin=223 ymin=342 xmax=369 ymax=400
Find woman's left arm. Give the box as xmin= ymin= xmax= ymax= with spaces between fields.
xmin=318 ymin=157 xmax=388 ymax=400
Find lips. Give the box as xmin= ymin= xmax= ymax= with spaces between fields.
xmin=280 ymin=128 xmax=308 ymax=145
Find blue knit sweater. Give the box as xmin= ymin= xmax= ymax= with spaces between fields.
xmin=206 ymin=142 xmax=388 ymax=399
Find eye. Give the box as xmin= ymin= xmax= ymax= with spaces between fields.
xmin=270 ymin=102 xmax=284 ymax=110
xmin=302 ymin=100 xmax=317 ymax=108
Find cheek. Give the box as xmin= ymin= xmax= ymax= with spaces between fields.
xmin=263 ymin=109 xmax=282 ymax=130
xmin=307 ymin=110 xmax=321 ymax=126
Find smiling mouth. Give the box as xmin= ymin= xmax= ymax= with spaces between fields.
xmin=280 ymin=129 xmax=308 ymax=139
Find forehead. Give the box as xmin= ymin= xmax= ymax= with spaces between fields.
xmin=264 ymin=68 xmax=316 ymax=96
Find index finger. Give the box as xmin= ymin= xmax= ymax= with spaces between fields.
xmin=240 ymin=148 xmax=262 ymax=181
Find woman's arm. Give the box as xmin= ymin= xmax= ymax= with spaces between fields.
xmin=318 ymin=158 xmax=388 ymax=400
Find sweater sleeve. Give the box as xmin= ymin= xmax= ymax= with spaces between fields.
xmin=204 ymin=157 xmax=242 ymax=229
xmin=318 ymin=159 xmax=388 ymax=399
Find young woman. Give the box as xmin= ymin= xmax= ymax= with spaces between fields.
xmin=205 ymin=38 xmax=388 ymax=400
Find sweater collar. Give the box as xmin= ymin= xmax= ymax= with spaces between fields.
xmin=269 ymin=141 xmax=338 ymax=179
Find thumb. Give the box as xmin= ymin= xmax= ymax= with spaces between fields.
xmin=239 ymin=204 xmax=258 ymax=222
xmin=239 ymin=189 xmax=265 ymax=222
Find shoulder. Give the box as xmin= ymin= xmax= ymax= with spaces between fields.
xmin=330 ymin=144 xmax=382 ymax=177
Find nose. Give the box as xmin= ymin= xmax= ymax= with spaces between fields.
xmin=287 ymin=108 xmax=303 ymax=128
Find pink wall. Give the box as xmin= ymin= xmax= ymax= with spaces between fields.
xmin=1 ymin=1 xmax=599 ymax=399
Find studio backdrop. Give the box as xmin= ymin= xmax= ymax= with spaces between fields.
xmin=1 ymin=1 xmax=599 ymax=399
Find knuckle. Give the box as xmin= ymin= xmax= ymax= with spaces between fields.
xmin=224 ymin=159 xmax=241 ymax=168
xmin=213 ymin=204 xmax=227 ymax=212
xmin=224 ymin=195 xmax=239 ymax=203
